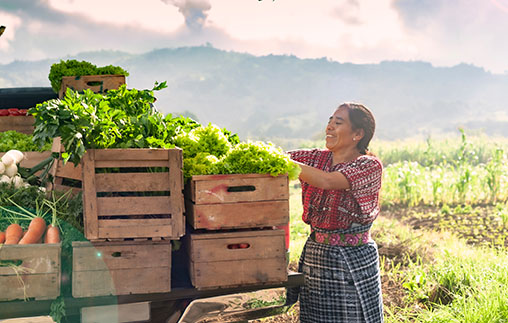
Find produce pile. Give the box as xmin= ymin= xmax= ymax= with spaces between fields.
xmin=29 ymin=82 xmax=300 ymax=181
xmin=0 ymin=108 xmax=28 ymax=116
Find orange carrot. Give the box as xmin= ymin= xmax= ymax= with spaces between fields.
xmin=5 ymin=223 xmax=23 ymax=244
xmin=44 ymin=224 xmax=60 ymax=244
xmin=0 ymin=231 xmax=5 ymax=244
xmin=19 ymin=217 xmax=47 ymax=245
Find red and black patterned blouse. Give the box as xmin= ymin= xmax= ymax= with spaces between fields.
xmin=289 ymin=148 xmax=383 ymax=231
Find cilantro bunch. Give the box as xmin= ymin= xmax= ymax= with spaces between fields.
xmin=29 ymin=82 xmax=175 ymax=165
xmin=48 ymin=59 xmax=129 ymax=93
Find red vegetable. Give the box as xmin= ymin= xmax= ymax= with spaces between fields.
xmin=18 ymin=109 xmax=28 ymax=116
xmin=0 ymin=110 xmax=9 ymax=116
xmin=8 ymin=108 xmax=20 ymax=116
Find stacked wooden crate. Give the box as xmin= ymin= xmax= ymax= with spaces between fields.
xmin=71 ymin=148 xmax=184 ymax=298
xmin=0 ymin=115 xmax=35 ymax=134
xmin=184 ymin=174 xmax=289 ymax=289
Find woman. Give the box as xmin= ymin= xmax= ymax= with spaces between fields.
xmin=288 ymin=102 xmax=384 ymax=323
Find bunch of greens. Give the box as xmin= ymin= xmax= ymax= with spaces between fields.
xmin=48 ymin=59 xmax=129 ymax=93
xmin=29 ymin=82 xmax=178 ymax=166
xmin=0 ymin=131 xmax=52 ymax=152
xmin=218 ymin=141 xmax=301 ymax=180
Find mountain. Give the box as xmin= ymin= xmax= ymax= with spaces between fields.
xmin=2 ymin=45 xmax=508 ymax=146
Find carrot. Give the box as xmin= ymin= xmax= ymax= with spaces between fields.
xmin=44 ymin=224 xmax=60 ymax=244
xmin=0 ymin=231 xmax=5 ymax=244
xmin=5 ymin=223 xmax=23 ymax=244
xmin=19 ymin=217 xmax=47 ymax=245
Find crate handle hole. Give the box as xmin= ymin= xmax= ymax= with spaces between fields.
xmin=0 ymin=260 xmax=23 ymax=267
xmin=227 ymin=185 xmax=256 ymax=192
xmin=111 ymin=252 xmax=122 ymax=257
xmin=87 ymin=81 xmax=104 ymax=86
xmin=227 ymin=243 xmax=251 ymax=249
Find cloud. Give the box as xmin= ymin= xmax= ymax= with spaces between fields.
xmin=332 ymin=0 xmax=363 ymax=25
xmin=163 ymin=0 xmax=211 ymax=31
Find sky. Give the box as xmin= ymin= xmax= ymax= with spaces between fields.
xmin=1 ymin=0 xmax=508 ymax=74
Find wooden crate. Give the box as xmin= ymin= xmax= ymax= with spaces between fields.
xmin=46 ymin=137 xmax=83 ymax=194
xmin=186 ymin=229 xmax=287 ymax=289
xmin=72 ymin=240 xmax=171 ymax=297
xmin=185 ymin=174 xmax=289 ymax=230
xmin=0 ymin=243 xmax=61 ymax=301
xmin=59 ymin=75 xmax=126 ymax=98
xmin=82 ymin=148 xmax=185 ymax=240
xmin=0 ymin=115 xmax=35 ymax=134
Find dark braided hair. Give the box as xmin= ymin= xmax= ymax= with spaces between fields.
xmin=338 ymin=102 xmax=376 ymax=155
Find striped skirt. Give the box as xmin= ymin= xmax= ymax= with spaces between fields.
xmin=288 ymin=237 xmax=384 ymax=323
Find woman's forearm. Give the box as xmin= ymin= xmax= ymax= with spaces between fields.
xmin=294 ymin=161 xmax=350 ymax=190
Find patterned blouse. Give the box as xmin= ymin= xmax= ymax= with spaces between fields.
xmin=289 ymin=148 xmax=382 ymax=231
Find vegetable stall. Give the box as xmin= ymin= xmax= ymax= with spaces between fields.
xmin=0 ymin=60 xmax=303 ymax=322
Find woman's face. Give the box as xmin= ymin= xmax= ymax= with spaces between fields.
xmin=325 ymin=107 xmax=360 ymax=152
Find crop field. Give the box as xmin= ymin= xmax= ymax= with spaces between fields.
xmin=265 ymin=131 xmax=508 ymax=322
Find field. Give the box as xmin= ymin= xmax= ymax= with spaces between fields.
xmin=260 ymin=131 xmax=508 ymax=322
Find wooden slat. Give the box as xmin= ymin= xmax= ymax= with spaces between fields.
xmin=56 ymin=160 xmax=82 ymax=180
xmin=83 ymin=149 xmax=99 ymax=240
xmin=97 ymin=196 xmax=172 ymax=216
xmin=0 ymin=244 xmax=61 ymax=301
xmin=189 ymin=230 xmax=285 ymax=263
xmin=73 ymin=267 xmax=171 ymax=297
xmin=0 ymin=274 xmax=60 ymax=301
xmin=92 ymin=148 xmax=172 ymax=161
xmin=189 ymin=174 xmax=288 ymax=204
xmin=190 ymin=258 xmax=287 ymax=290
xmin=168 ymin=149 xmax=185 ymax=237
xmin=0 ymin=244 xmax=60 ymax=275
xmin=94 ymin=160 xmax=169 ymax=168
xmin=0 ymin=116 xmax=35 ymax=134
xmin=95 ymin=173 xmax=170 ymax=192
xmin=98 ymin=224 xmax=174 ymax=239
xmin=190 ymin=228 xmax=284 ymax=241
xmin=187 ymin=200 xmax=289 ymax=230
xmin=73 ymin=241 xmax=171 ymax=271
xmin=98 ymin=218 xmax=173 ymax=228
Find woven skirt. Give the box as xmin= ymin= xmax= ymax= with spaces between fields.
xmin=288 ymin=237 xmax=383 ymax=323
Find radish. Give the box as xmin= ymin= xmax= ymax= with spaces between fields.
xmin=0 ymin=162 xmax=4 ymax=175
xmin=4 ymin=163 xmax=17 ymax=178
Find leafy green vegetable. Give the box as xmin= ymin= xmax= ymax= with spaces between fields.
xmin=48 ymin=59 xmax=129 ymax=93
xmin=29 ymin=82 xmax=175 ymax=165
xmin=0 ymin=131 xmax=52 ymax=152
xmin=175 ymin=123 xmax=232 ymax=159
xmin=217 ymin=141 xmax=300 ymax=180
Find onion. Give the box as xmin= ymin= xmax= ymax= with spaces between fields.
xmin=11 ymin=176 xmax=24 ymax=189
xmin=5 ymin=150 xmax=24 ymax=164
xmin=4 ymin=163 xmax=17 ymax=178
xmin=0 ymin=162 xmax=4 ymax=175
xmin=1 ymin=153 xmax=14 ymax=166
xmin=0 ymin=175 xmax=11 ymax=184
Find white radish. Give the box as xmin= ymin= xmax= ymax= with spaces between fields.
xmin=4 ymin=163 xmax=17 ymax=178
xmin=5 ymin=150 xmax=24 ymax=164
xmin=0 ymin=162 xmax=4 ymax=175
xmin=0 ymin=175 xmax=11 ymax=184
xmin=11 ymin=176 xmax=23 ymax=189
xmin=1 ymin=153 xmax=14 ymax=166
